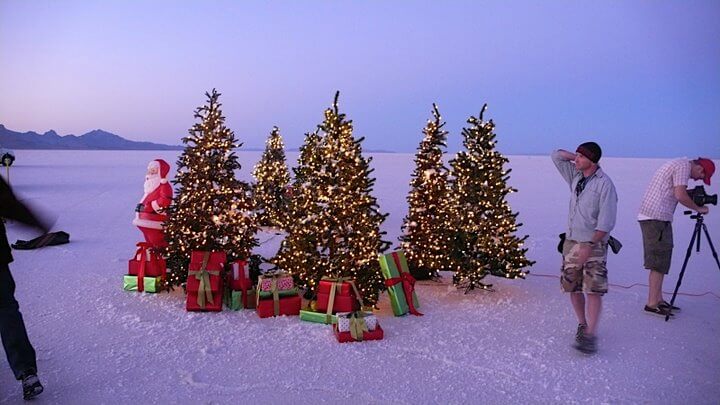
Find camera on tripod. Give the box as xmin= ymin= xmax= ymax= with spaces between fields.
xmin=669 ymin=185 xmax=720 ymax=321
xmin=686 ymin=185 xmax=717 ymax=207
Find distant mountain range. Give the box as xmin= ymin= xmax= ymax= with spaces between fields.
xmin=0 ymin=124 xmax=182 ymax=150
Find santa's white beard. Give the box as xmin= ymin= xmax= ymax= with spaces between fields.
xmin=143 ymin=175 xmax=161 ymax=198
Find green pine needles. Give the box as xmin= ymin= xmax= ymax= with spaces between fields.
xmin=400 ymin=104 xmax=455 ymax=280
xmin=252 ymin=126 xmax=291 ymax=229
xmin=164 ymin=89 xmax=258 ymax=286
xmin=449 ymin=104 xmax=534 ymax=291
xmin=273 ymin=92 xmax=390 ymax=306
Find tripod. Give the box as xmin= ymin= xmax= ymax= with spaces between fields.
xmin=666 ymin=211 xmax=720 ymax=321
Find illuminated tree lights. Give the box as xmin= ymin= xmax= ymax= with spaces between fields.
xmin=164 ymin=89 xmax=258 ymax=286
xmin=449 ymin=104 xmax=534 ymax=292
xmin=272 ymin=92 xmax=390 ymax=306
xmin=400 ymin=104 xmax=455 ymax=280
xmin=252 ymin=127 xmax=291 ymax=229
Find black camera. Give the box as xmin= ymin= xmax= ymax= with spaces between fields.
xmin=686 ymin=185 xmax=717 ymax=207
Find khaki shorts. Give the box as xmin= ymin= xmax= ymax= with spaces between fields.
xmin=561 ymin=239 xmax=609 ymax=295
xmin=639 ymin=220 xmax=673 ymax=274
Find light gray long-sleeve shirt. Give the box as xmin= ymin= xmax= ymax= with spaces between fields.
xmin=552 ymin=150 xmax=618 ymax=242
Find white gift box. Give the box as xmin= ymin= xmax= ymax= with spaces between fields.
xmin=336 ymin=311 xmax=377 ymax=332
xmin=232 ymin=261 xmax=250 ymax=281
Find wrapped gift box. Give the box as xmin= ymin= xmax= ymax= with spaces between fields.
xmin=225 ymin=289 xmax=256 ymax=310
xmin=186 ymin=251 xmax=224 ymax=312
xmin=378 ymin=251 xmax=422 ymax=316
xmin=333 ymin=324 xmax=384 ymax=343
xmin=190 ymin=251 xmax=226 ymax=269
xmin=299 ymin=309 xmax=337 ymax=325
xmin=123 ymin=275 xmax=162 ymax=293
xmin=227 ymin=260 xmax=252 ymax=291
xmin=315 ymin=277 xmax=361 ymax=314
xmin=258 ymin=287 xmax=300 ymax=299
xmin=128 ymin=243 xmax=166 ymax=278
xmin=256 ymin=294 xmax=301 ymax=318
xmin=258 ymin=273 xmax=294 ymax=292
xmin=336 ymin=311 xmax=377 ymax=332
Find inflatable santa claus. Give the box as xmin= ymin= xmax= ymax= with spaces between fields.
xmin=132 ymin=159 xmax=173 ymax=248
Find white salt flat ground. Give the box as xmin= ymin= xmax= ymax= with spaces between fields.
xmin=0 ymin=150 xmax=718 ymax=404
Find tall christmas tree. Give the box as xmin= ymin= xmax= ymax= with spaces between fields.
xmin=273 ymin=92 xmax=390 ymax=306
xmin=449 ymin=104 xmax=533 ymax=292
xmin=252 ymin=126 xmax=290 ymax=229
xmin=164 ymin=89 xmax=258 ymax=286
xmin=399 ymin=104 xmax=454 ymax=280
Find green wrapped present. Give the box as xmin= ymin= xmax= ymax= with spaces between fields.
xmin=123 ymin=275 xmax=162 ymax=293
xmin=224 ymin=289 xmax=256 ymax=310
xmin=378 ymin=251 xmax=423 ymax=316
xmin=299 ymin=309 xmax=337 ymax=325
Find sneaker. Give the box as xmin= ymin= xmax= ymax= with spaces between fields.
xmin=575 ymin=323 xmax=587 ymax=343
xmin=658 ymin=300 xmax=681 ymax=311
xmin=573 ymin=333 xmax=597 ymax=355
xmin=21 ymin=373 xmax=43 ymax=400
xmin=644 ymin=305 xmax=674 ymax=316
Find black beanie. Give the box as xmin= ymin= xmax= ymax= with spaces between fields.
xmin=576 ymin=142 xmax=602 ymax=163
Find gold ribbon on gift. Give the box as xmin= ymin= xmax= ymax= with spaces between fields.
xmin=348 ymin=312 xmax=369 ymax=341
xmin=320 ymin=276 xmax=364 ymax=323
xmin=188 ymin=252 xmax=220 ymax=309
xmin=256 ymin=274 xmax=282 ymax=316
xmin=271 ymin=278 xmax=280 ymax=316
xmin=325 ymin=281 xmax=337 ymax=324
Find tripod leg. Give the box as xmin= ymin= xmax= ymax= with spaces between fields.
xmin=700 ymin=223 xmax=720 ymax=271
xmin=666 ymin=223 xmax=701 ymax=321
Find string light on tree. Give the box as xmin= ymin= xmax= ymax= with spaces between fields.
xmin=449 ymin=104 xmax=534 ymax=292
xmin=163 ymin=89 xmax=258 ymax=286
xmin=273 ymin=92 xmax=390 ymax=306
xmin=400 ymin=103 xmax=454 ymax=280
xmin=252 ymin=126 xmax=291 ymax=229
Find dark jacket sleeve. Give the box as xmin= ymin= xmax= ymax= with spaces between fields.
xmin=0 ymin=176 xmax=51 ymax=263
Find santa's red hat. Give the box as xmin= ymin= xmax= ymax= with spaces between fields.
xmin=151 ymin=159 xmax=170 ymax=184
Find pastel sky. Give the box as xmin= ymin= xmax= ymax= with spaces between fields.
xmin=1 ymin=1 xmax=719 ymax=157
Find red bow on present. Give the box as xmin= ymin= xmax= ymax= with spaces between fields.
xmin=384 ymin=272 xmax=423 ymax=316
xmin=134 ymin=242 xmax=153 ymax=292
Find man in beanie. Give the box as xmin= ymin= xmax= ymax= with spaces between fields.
xmin=552 ymin=142 xmax=617 ymax=355
xmin=132 ymin=159 xmax=173 ymax=248
xmin=638 ymin=157 xmax=714 ymax=316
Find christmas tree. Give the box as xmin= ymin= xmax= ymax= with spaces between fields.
xmin=449 ymin=104 xmax=533 ymax=292
xmin=252 ymin=126 xmax=291 ymax=229
xmin=399 ymin=104 xmax=454 ymax=280
xmin=273 ymin=92 xmax=390 ymax=306
xmin=164 ymin=89 xmax=258 ymax=286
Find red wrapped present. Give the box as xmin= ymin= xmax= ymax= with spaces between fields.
xmin=333 ymin=323 xmax=384 ymax=343
xmin=256 ymin=294 xmax=301 ymax=318
xmin=227 ymin=260 xmax=252 ymax=291
xmin=127 ymin=242 xmax=166 ymax=292
xmin=315 ymin=277 xmax=362 ymax=314
xmin=190 ymin=251 xmax=226 ymax=268
xmin=186 ymin=251 xmax=224 ymax=312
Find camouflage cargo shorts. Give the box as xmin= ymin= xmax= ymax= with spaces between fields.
xmin=560 ymin=239 xmax=609 ymax=295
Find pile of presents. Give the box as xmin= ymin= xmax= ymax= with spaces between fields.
xmin=123 ymin=242 xmax=166 ymax=293
xmin=124 ymin=246 xmax=421 ymax=343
